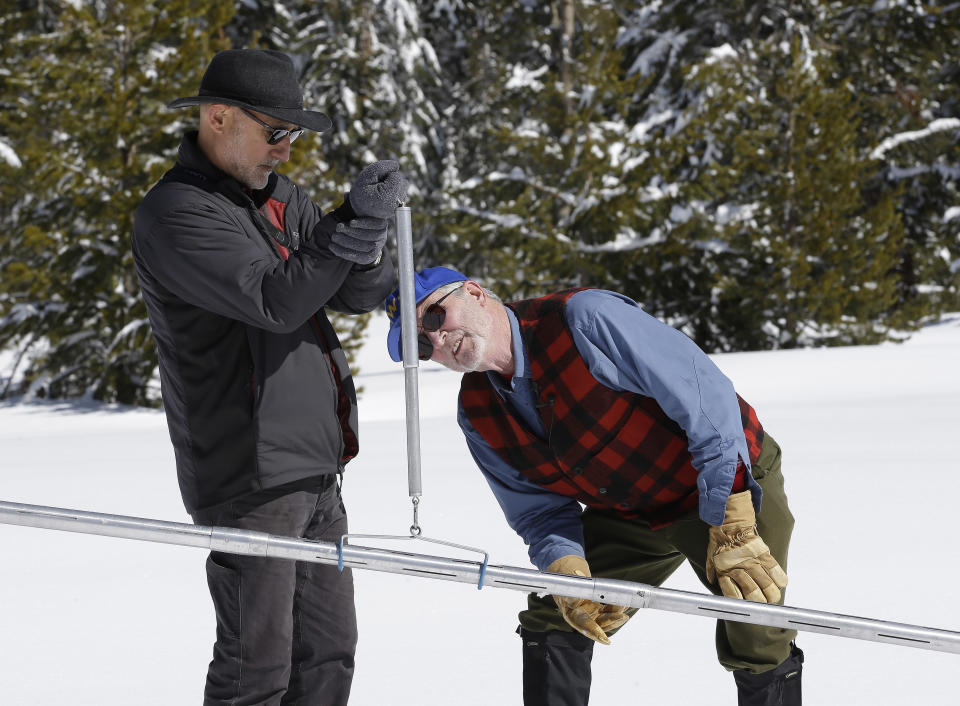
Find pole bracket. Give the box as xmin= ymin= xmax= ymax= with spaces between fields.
xmin=338 ymin=531 xmax=490 ymax=589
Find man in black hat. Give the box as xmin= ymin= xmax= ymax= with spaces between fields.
xmin=132 ymin=49 xmax=406 ymax=705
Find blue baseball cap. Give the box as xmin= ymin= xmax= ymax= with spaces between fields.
xmin=385 ymin=266 xmax=468 ymax=362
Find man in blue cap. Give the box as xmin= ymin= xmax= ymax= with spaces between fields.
xmin=385 ymin=266 xmax=476 ymax=368
xmin=385 ymin=268 xmax=803 ymax=706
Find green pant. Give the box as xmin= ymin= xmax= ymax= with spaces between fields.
xmin=519 ymin=434 xmax=796 ymax=674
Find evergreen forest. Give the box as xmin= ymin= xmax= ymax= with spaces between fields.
xmin=1 ymin=0 xmax=957 ymax=405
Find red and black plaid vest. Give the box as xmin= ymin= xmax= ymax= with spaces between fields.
xmin=459 ymin=289 xmax=765 ymax=528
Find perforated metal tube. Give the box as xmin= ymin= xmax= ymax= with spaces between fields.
xmin=2 ymin=500 xmax=958 ymax=654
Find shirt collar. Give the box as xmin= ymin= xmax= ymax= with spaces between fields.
xmin=489 ymin=306 xmax=530 ymax=385
xmin=506 ymin=307 xmax=529 ymax=378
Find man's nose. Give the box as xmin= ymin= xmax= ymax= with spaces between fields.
xmin=271 ymin=138 xmax=291 ymax=161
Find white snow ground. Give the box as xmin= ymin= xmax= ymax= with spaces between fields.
xmin=1 ymin=312 xmax=958 ymax=705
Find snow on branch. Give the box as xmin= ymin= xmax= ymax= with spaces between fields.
xmin=870 ymin=118 xmax=960 ymax=161
xmin=504 ymin=64 xmax=548 ymax=91
xmin=624 ymin=31 xmax=689 ymax=78
xmin=452 ymin=204 xmax=564 ymax=242
xmin=0 ymin=139 xmax=21 ymax=169
xmin=106 ymin=319 xmax=151 ymax=355
xmin=577 ymin=227 xmax=665 ymax=253
xmin=485 ymin=168 xmax=579 ymax=207
xmin=887 ymin=163 xmax=960 ymax=181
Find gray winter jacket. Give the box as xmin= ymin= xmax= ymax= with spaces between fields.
xmin=132 ymin=132 xmax=395 ymax=514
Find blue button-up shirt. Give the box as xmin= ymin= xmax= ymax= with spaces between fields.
xmin=456 ymin=289 xmax=762 ymax=571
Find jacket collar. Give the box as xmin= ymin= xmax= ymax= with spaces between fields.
xmin=176 ymin=131 xmax=279 ymax=207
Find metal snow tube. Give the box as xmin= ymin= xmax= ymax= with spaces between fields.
xmin=2 ymin=500 xmax=959 ymax=655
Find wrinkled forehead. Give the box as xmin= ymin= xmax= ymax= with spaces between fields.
xmin=415 ymin=290 xmax=443 ymax=318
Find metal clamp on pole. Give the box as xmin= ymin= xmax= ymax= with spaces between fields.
xmin=338 ymin=532 xmax=490 ymax=590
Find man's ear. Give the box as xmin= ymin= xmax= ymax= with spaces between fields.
xmin=202 ymin=104 xmax=229 ymax=135
xmin=463 ymin=280 xmax=486 ymax=305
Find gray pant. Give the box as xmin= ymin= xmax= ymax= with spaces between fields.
xmin=192 ymin=477 xmax=357 ymax=705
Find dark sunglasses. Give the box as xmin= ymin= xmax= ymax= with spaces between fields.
xmin=240 ymin=108 xmax=304 ymax=145
xmin=417 ymin=284 xmax=463 ymax=361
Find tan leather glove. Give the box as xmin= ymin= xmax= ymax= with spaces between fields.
xmin=546 ymin=555 xmax=629 ymax=645
xmin=706 ymin=490 xmax=788 ymax=603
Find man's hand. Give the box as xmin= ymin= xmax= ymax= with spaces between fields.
xmin=546 ymin=555 xmax=629 ymax=645
xmin=330 ymin=217 xmax=387 ymax=266
xmin=348 ymin=160 xmax=408 ymax=219
xmin=706 ymin=490 xmax=788 ymax=603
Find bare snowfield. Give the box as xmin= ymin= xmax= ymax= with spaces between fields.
xmin=1 ymin=312 xmax=958 ymax=704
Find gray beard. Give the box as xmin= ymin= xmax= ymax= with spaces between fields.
xmin=236 ymin=164 xmax=270 ymax=190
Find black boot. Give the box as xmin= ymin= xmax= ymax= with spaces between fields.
xmin=733 ymin=642 xmax=804 ymax=706
xmin=518 ymin=626 xmax=595 ymax=706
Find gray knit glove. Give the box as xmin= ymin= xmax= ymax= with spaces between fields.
xmin=330 ymin=216 xmax=388 ymax=266
xmin=348 ymin=160 xmax=408 ymax=219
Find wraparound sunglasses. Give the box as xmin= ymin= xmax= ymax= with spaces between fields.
xmin=417 ymin=284 xmax=464 ymax=360
xmin=240 ymin=108 xmax=304 ymax=145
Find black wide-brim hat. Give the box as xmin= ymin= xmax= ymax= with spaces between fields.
xmin=167 ymin=49 xmax=332 ymax=133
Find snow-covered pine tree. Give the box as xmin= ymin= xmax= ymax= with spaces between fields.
xmin=587 ymin=1 xmax=950 ymax=350
xmin=573 ymin=1 xmax=733 ymax=340
xmin=678 ymin=32 xmax=904 ymax=349
xmin=0 ymin=0 xmax=233 ymax=403
xmin=415 ymin=1 xmax=653 ymax=299
xmin=1 ymin=0 xmax=955 ymax=404
xmin=826 ymin=0 xmax=960 ymax=323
